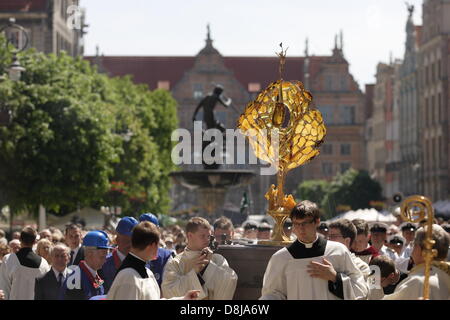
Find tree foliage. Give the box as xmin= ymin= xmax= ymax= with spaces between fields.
xmin=0 ymin=36 xmax=178 ymax=217
xmin=296 ymin=168 xmax=383 ymax=218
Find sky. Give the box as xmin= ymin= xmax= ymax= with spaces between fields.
xmin=81 ymin=0 xmax=423 ymax=89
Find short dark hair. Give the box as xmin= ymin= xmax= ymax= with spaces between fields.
xmin=20 ymin=226 xmax=37 ymax=246
xmin=369 ymin=255 xmax=396 ymax=278
xmin=290 ymin=200 xmax=320 ymax=221
xmin=329 ymin=219 xmax=357 ymax=246
xmin=186 ymin=217 xmax=211 ymax=234
xmin=131 ymin=221 xmax=160 ymax=250
xmin=352 ymin=219 xmax=369 ymax=236
xmin=213 ymin=217 xmax=233 ymax=231
xmin=65 ymin=223 xmax=82 ymax=234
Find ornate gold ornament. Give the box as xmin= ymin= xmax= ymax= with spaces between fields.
xmin=237 ymin=44 xmax=326 ymax=245
xmin=400 ymin=195 xmax=437 ymax=300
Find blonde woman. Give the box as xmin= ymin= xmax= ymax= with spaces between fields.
xmin=36 ymin=239 xmax=53 ymax=265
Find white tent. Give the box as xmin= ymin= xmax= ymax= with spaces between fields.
xmin=326 ymin=208 xmax=397 ymax=224
xmin=433 ymin=200 xmax=450 ymax=218
xmin=47 ymin=207 xmax=108 ymax=230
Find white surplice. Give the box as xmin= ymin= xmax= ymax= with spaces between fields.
xmin=0 ymin=253 xmax=50 ymax=300
xmin=107 ymin=267 xmax=161 ymax=300
xmin=260 ymin=241 xmax=368 ymax=300
xmin=382 ymin=263 xmax=450 ymax=300
xmin=161 ymin=249 xmax=237 ymax=300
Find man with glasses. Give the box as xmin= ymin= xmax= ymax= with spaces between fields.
xmin=260 ymin=201 xmax=368 ymax=300
xmin=328 ymin=219 xmax=371 ymax=280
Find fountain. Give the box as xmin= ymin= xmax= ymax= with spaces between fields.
xmin=170 ymin=85 xmax=255 ymax=219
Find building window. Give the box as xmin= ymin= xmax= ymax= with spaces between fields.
xmin=322 ymin=144 xmax=333 ymax=155
xmin=322 ymin=162 xmax=333 ymax=176
xmin=340 ymin=163 xmax=351 ymax=173
xmin=325 ymin=75 xmax=333 ymax=91
xmin=61 ymin=0 xmax=67 ymax=19
xmin=157 ymin=81 xmax=170 ymax=90
xmin=317 ymin=106 xmax=333 ymax=125
xmin=248 ymin=82 xmax=261 ymax=92
xmin=341 ymin=106 xmax=355 ymax=125
xmin=340 ymin=143 xmax=351 ymax=155
xmin=340 ymin=76 xmax=348 ymax=90
xmin=193 ymin=83 xmax=203 ymax=99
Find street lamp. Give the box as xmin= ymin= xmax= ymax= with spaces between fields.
xmin=8 ymin=55 xmax=25 ymax=81
xmin=1 ymin=17 xmax=29 ymax=81
xmin=0 ymin=18 xmax=29 ymax=126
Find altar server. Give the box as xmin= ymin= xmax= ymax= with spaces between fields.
xmin=107 ymin=221 xmax=199 ymax=300
xmin=0 ymin=227 xmax=50 ymax=299
xmin=260 ymin=201 xmax=368 ymax=300
xmin=381 ymin=224 xmax=450 ymax=300
xmin=162 ymin=217 xmax=237 ymax=300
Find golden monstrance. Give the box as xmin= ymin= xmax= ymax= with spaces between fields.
xmin=237 ymin=44 xmax=326 ymax=245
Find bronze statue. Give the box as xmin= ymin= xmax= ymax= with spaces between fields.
xmin=192 ymin=85 xmax=231 ymax=133
xmin=192 ymin=85 xmax=232 ymax=169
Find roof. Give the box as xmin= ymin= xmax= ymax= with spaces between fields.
xmin=85 ymin=56 xmax=196 ymax=90
xmin=0 ymin=0 xmax=48 ymax=12
xmin=85 ymin=55 xmax=332 ymax=91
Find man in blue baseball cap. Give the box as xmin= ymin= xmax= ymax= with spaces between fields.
xmin=101 ymin=216 xmax=138 ymax=293
xmin=61 ymin=230 xmax=112 ymax=300
xmin=139 ymin=213 xmax=174 ymax=287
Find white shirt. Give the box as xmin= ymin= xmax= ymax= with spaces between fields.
xmin=117 ymin=250 xmax=127 ymax=262
xmin=83 ymin=262 xmax=97 ymax=278
xmin=70 ymin=244 xmax=82 ymax=264
xmin=379 ymin=245 xmax=399 ymax=261
xmin=129 ymin=252 xmax=147 ymax=263
xmin=52 ymin=267 xmax=70 ymax=282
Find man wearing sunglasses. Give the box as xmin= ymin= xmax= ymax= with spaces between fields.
xmin=260 ymin=200 xmax=368 ymax=300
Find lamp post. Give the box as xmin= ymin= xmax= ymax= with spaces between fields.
xmin=0 ymin=18 xmax=28 ymax=126
xmin=1 ymin=17 xmax=29 ymax=81
xmin=0 ymin=18 xmax=29 ymax=231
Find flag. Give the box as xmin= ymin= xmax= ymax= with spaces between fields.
xmin=240 ymin=192 xmax=249 ymax=214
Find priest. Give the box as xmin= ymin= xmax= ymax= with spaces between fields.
xmin=379 ymin=224 xmax=450 ymax=300
xmin=107 ymin=221 xmax=199 ymax=300
xmin=260 ymin=200 xmax=368 ymax=300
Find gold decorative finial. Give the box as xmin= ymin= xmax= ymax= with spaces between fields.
xmin=400 ymin=195 xmax=437 ymax=300
xmin=276 ymin=42 xmax=288 ymax=81
xmin=237 ymin=43 xmax=326 ymax=245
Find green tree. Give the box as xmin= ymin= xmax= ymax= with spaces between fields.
xmin=296 ymin=179 xmax=329 ymax=206
xmin=0 ymin=48 xmax=121 ymax=213
xmin=323 ymin=169 xmax=383 ymax=217
xmin=0 ymin=40 xmax=179 ymax=220
xmin=102 ymin=77 xmax=175 ymax=216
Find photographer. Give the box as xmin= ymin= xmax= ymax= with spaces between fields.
xmin=161 ymin=217 xmax=238 ymax=300
xmin=213 ymin=216 xmax=234 ymax=245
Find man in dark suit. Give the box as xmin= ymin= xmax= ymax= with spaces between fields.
xmin=65 ymin=223 xmax=84 ymax=266
xmin=35 ymin=243 xmax=72 ymax=300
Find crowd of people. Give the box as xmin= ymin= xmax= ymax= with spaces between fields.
xmin=0 ymin=200 xmax=449 ymax=300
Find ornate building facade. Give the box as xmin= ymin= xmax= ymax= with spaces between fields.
xmin=418 ymin=0 xmax=450 ymax=202
xmin=0 ymin=0 xmax=86 ymax=57
xmin=398 ymin=8 xmax=422 ymax=197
